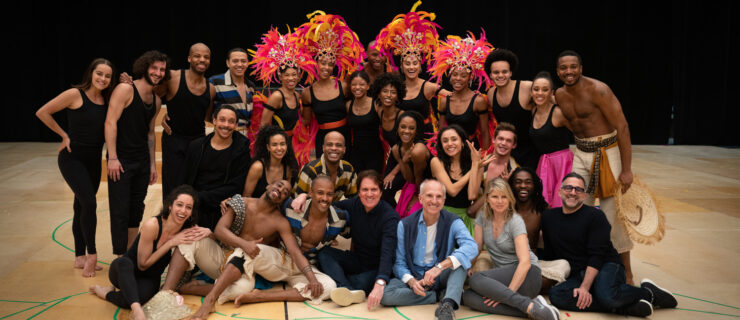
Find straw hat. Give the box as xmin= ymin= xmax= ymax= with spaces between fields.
xmin=138 ymin=290 xmax=193 ymax=320
xmin=615 ymin=176 xmax=665 ymax=245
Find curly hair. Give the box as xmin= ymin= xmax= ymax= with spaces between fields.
xmin=435 ymin=125 xmax=472 ymax=176
xmin=132 ymin=50 xmax=171 ymax=82
xmin=484 ymin=48 xmax=519 ymax=76
xmin=508 ymin=167 xmax=549 ymax=213
xmin=252 ymin=125 xmax=298 ymax=181
xmin=158 ymin=184 xmax=198 ymax=229
xmin=370 ymin=73 xmax=406 ymax=104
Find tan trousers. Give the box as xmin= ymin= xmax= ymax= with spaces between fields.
xmin=178 ymin=239 xmax=336 ymax=304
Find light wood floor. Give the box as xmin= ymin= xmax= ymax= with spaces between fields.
xmin=0 ymin=143 xmax=737 ymax=319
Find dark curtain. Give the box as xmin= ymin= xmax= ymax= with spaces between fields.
xmin=5 ymin=0 xmax=731 ymax=145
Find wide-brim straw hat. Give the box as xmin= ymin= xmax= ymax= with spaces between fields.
xmin=139 ymin=290 xmax=193 ymax=320
xmin=615 ymin=176 xmax=665 ymax=245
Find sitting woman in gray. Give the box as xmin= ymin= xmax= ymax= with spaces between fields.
xmin=463 ymin=178 xmax=560 ymax=320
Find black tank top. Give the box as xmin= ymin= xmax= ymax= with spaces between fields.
xmin=445 ymin=175 xmax=472 ymax=208
xmin=124 ymin=216 xmax=171 ymax=279
xmin=268 ymin=90 xmax=300 ymax=132
xmin=529 ymin=105 xmax=571 ymax=154
xmin=116 ymin=84 xmax=156 ymax=161
xmin=253 ymin=160 xmax=289 ymax=197
xmin=164 ymin=70 xmax=210 ymax=137
xmin=491 ymin=80 xmax=532 ymax=144
xmin=445 ymin=94 xmax=479 ymax=137
xmin=67 ymin=89 xmax=107 ymax=148
xmin=310 ymin=82 xmax=346 ymax=124
xmin=347 ymin=99 xmax=381 ymax=145
xmin=380 ymin=108 xmax=400 ymax=147
xmin=399 ymin=80 xmax=431 ymax=118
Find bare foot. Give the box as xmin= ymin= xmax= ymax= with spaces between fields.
xmin=89 ymin=285 xmax=114 ymax=300
xmin=131 ymin=303 xmax=146 ymax=320
xmin=82 ymin=254 xmax=101 ymax=277
xmin=190 ymin=297 xmax=216 ymax=320
xmin=234 ymin=289 xmax=261 ymax=307
xmin=74 ymin=256 xmax=86 ymax=269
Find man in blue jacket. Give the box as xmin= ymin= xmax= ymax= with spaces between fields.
xmin=381 ymin=179 xmax=478 ymax=320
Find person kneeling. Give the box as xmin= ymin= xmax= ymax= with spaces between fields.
xmin=380 ymin=179 xmax=477 ymax=320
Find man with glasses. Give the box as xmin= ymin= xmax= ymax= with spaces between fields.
xmin=541 ymin=173 xmax=677 ymax=318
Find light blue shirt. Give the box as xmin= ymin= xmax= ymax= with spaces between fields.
xmin=393 ymin=212 xmax=478 ymax=281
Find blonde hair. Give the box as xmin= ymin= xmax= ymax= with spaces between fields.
xmin=480 ymin=178 xmax=516 ymax=221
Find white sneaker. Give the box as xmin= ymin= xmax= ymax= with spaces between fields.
xmin=330 ymin=287 xmax=366 ymax=307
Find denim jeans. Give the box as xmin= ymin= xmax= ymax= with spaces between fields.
xmin=317 ymin=247 xmax=377 ymax=293
xmin=549 ymin=262 xmax=649 ymax=314
xmin=381 ymin=267 xmax=467 ymax=307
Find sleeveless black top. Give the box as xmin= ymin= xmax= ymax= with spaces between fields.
xmin=399 ymin=80 xmax=431 ymax=118
xmin=310 ymin=82 xmax=346 ymax=124
xmin=445 ymin=175 xmax=472 ymax=208
xmin=253 ymin=160 xmax=289 ymax=197
xmin=67 ymin=89 xmax=107 ymax=148
xmin=529 ymin=105 xmax=571 ymax=154
xmin=444 ymin=94 xmax=479 ymax=137
xmin=347 ymin=99 xmax=381 ymax=145
xmin=265 ymin=90 xmax=300 ymax=132
xmin=491 ymin=80 xmax=532 ymax=145
xmin=380 ymin=108 xmax=400 ymax=147
xmin=164 ymin=70 xmax=210 ymax=137
xmin=116 ymin=84 xmax=156 ymax=161
xmin=124 ymin=216 xmax=171 ymax=279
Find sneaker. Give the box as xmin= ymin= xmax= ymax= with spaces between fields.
xmin=330 ymin=287 xmax=365 ymax=307
xmin=435 ymin=300 xmax=456 ymax=320
xmin=528 ymin=295 xmax=560 ymax=320
xmin=622 ymin=299 xmax=653 ymax=317
xmin=641 ymin=278 xmax=678 ymax=309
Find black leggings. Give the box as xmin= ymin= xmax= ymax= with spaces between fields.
xmin=58 ymin=146 xmax=102 ymax=256
xmin=106 ymin=256 xmax=159 ymax=308
xmin=108 ymin=158 xmax=150 ymax=255
xmin=161 ymin=133 xmax=199 ymax=202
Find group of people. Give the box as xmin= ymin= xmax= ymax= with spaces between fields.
xmin=36 ymin=5 xmax=678 ymax=320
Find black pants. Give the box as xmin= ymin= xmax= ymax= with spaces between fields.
xmin=349 ymin=139 xmax=384 ymax=174
xmin=106 ymin=256 xmax=159 ymax=308
xmin=315 ymin=126 xmax=351 ymax=160
xmin=108 ymin=158 xmax=150 ymax=255
xmin=381 ymin=155 xmax=405 ymax=207
xmin=161 ymin=133 xmax=200 ymax=201
xmin=58 ymin=145 xmax=102 ymax=256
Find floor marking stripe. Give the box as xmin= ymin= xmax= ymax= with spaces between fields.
xmin=676 ymin=308 xmax=739 ymax=317
xmin=675 ymin=293 xmax=740 ymax=310
xmin=51 ymin=218 xmax=110 ymax=266
xmin=393 ymin=307 xmax=410 ymax=320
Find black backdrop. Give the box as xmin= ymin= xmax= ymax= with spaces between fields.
xmin=7 ymin=0 xmax=736 ymax=145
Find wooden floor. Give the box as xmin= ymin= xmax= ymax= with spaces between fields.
xmin=0 ymin=143 xmax=738 ymax=319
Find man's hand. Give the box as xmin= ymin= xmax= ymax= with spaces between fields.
xmin=119 ymin=72 xmax=133 ymax=85
xmin=422 ymin=265 xmax=442 ymax=285
xmin=408 ymin=278 xmax=426 ymax=297
xmin=619 ymin=170 xmax=633 ymax=193
xmin=573 ymin=287 xmax=592 ymax=309
xmin=220 ymin=198 xmax=233 ymax=216
xmin=107 ymin=159 xmax=124 ymax=182
xmin=161 ymin=112 xmax=172 ymax=135
xmin=291 ymin=193 xmax=309 ymax=212
xmin=367 ymin=283 xmax=384 ymax=310
xmin=149 ymin=163 xmax=158 ymax=185
xmin=242 ymin=238 xmax=263 ymax=259
xmin=305 ymin=279 xmax=324 ymax=299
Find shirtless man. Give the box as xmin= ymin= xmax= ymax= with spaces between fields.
xmin=467 ymin=122 xmax=520 ymax=215
xmin=554 ymin=50 xmax=635 ymax=284
xmin=160 ymin=180 xmax=324 ymax=319
xmin=233 ymin=175 xmax=346 ymax=305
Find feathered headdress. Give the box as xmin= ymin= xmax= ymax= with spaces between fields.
xmin=249 ymin=27 xmax=317 ymax=86
xmin=295 ymin=11 xmax=366 ymax=81
xmin=374 ymin=1 xmax=441 ymax=70
xmin=429 ymin=30 xmax=494 ymax=90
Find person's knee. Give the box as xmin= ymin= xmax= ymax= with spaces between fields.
xmin=316 ymin=248 xmax=336 ymax=268
xmin=469 ymin=273 xmax=486 ymax=292
xmin=548 ymin=284 xmax=571 ymax=307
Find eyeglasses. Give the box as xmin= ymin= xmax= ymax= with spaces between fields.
xmin=561 ymin=185 xmax=585 ymax=194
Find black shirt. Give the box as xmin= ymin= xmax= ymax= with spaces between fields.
xmin=195 ymin=142 xmax=234 ymax=193
xmin=334 ymin=197 xmax=399 ymax=282
xmin=541 ymin=205 xmax=622 ymax=275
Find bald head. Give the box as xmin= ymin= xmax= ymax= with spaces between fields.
xmin=188 ymin=43 xmax=211 ymax=75
xmin=322 ymin=131 xmax=346 ymax=163
xmin=189 ymin=43 xmax=210 ymax=55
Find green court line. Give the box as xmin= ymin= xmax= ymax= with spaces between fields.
xmin=295 ymin=302 xmax=375 ymax=320
xmin=393 ymin=307 xmax=410 ymax=320
xmin=0 ymin=301 xmax=47 ymax=319
xmin=675 ymin=293 xmax=740 ymax=310
xmin=113 ymin=307 xmax=120 ymax=319
xmin=0 ymin=292 xmax=88 ymax=319
xmin=198 ymin=296 xmax=278 ymax=320
xmin=51 ymin=218 xmax=110 ymax=266
xmin=676 ymin=308 xmax=739 ymax=318
xmin=458 ymin=314 xmax=491 ymax=320
xmin=27 ymin=298 xmax=67 ymax=320
xmin=0 ymin=299 xmax=44 ymax=304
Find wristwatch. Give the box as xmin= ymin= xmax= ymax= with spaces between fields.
xmin=376 ymin=279 xmax=386 ymax=286
xmin=436 ymin=263 xmax=444 ymax=270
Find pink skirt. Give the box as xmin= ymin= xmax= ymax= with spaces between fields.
xmin=395 ymin=182 xmax=423 ymax=218
xmin=537 ymin=148 xmax=574 ymax=208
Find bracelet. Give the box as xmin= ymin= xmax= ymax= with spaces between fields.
xmin=301 ymin=265 xmax=313 ymax=274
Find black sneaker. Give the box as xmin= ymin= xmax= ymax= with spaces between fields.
xmin=435 ymin=300 xmax=456 ymax=320
xmin=641 ymin=278 xmax=678 ymax=309
xmin=622 ymin=299 xmax=653 ymax=317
